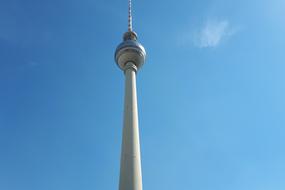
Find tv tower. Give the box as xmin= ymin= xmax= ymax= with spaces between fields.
xmin=114 ymin=0 xmax=146 ymax=190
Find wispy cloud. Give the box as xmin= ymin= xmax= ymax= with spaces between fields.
xmin=193 ymin=19 xmax=237 ymax=48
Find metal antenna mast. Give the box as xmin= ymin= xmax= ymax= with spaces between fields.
xmin=128 ymin=0 xmax=133 ymax=31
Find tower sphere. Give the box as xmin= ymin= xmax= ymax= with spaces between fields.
xmin=115 ymin=31 xmax=146 ymax=71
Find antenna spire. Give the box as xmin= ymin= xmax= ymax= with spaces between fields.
xmin=123 ymin=0 xmax=137 ymax=41
xmin=128 ymin=0 xmax=132 ymax=31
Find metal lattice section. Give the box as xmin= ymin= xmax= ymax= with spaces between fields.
xmin=128 ymin=0 xmax=132 ymax=31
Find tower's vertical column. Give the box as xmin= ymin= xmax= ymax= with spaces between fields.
xmin=119 ymin=62 xmax=143 ymax=190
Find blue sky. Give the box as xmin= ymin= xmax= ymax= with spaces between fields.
xmin=0 ymin=0 xmax=285 ymax=189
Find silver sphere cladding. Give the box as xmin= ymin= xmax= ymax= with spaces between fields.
xmin=115 ymin=40 xmax=146 ymax=71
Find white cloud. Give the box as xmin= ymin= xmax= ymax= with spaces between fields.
xmin=193 ymin=19 xmax=236 ymax=48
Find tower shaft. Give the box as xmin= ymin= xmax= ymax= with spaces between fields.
xmin=119 ymin=62 xmax=143 ymax=190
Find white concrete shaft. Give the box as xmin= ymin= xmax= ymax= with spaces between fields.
xmin=119 ymin=63 xmax=143 ymax=190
